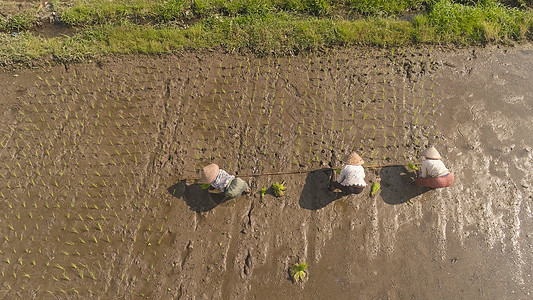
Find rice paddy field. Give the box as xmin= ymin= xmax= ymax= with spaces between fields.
xmin=1 ymin=0 xmax=533 ymax=299
xmin=1 ymin=44 xmax=532 ymax=298
xmin=0 ymin=47 xmax=436 ymax=295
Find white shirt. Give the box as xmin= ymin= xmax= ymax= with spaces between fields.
xmin=337 ymin=165 xmax=367 ymax=187
xmin=420 ymin=159 xmax=449 ymax=178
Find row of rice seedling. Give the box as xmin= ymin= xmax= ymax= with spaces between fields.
xmin=0 ymin=48 xmax=442 ymax=297
xmin=181 ymin=50 xmax=440 ymax=178
xmin=0 ymin=62 xmax=175 ymax=297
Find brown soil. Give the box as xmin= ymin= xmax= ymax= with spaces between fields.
xmin=0 ymin=0 xmax=38 ymax=17
xmin=0 ymin=45 xmax=532 ymax=299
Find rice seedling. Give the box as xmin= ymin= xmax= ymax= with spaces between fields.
xmin=272 ymin=182 xmax=286 ymax=197
xmin=370 ymin=182 xmax=381 ymax=197
xmin=291 ymin=262 xmax=307 ymax=283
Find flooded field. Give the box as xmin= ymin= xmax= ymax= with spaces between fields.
xmin=0 ymin=45 xmax=532 ymax=298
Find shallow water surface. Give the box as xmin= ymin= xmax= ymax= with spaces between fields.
xmin=0 ymin=45 xmax=532 ymax=298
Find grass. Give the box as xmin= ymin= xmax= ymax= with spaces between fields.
xmin=414 ymin=0 xmax=532 ymax=43
xmin=348 ymin=0 xmax=426 ymax=17
xmin=59 ymin=0 xmax=191 ymax=26
xmin=58 ymin=0 xmax=333 ymax=25
xmin=0 ymin=13 xmax=36 ymax=32
xmin=53 ymin=0 xmax=533 ymax=25
xmin=0 ymin=0 xmax=532 ymax=63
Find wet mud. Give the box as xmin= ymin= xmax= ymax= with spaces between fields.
xmin=0 ymin=45 xmax=532 ymax=298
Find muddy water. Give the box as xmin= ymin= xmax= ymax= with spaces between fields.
xmin=0 ymin=45 xmax=532 ymax=298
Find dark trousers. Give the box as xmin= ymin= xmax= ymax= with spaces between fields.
xmin=330 ymin=181 xmax=364 ymax=194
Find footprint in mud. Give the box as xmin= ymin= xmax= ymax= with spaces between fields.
xmin=379 ymin=166 xmax=431 ymax=205
xmin=167 ymin=181 xmax=225 ymax=212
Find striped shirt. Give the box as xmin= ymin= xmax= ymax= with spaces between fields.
xmin=211 ymin=169 xmax=235 ymax=192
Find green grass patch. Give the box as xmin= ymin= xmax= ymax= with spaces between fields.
xmin=348 ymin=0 xmax=426 ymax=16
xmin=1 ymin=1 xmax=532 ymax=64
xmin=336 ymin=18 xmax=414 ymax=45
xmin=414 ymin=0 xmax=532 ymax=43
xmin=58 ymin=0 xmax=336 ymax=26
xmin=0 ymin=33 xmax=49 ymax=64
xmin=75 ymin=14 xmax=416 ymax=55
xmin=58 ymin=0 xmax=191 ymax=26
xmin=0 ymin=13 xmax=37 ymax=32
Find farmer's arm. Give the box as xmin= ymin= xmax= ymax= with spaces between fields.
xmin=420 ymin=161 xmax=428 ymax=178
xmin=337 ymin=167 xmax=346 ymax=183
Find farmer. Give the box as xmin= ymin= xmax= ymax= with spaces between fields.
xmin=414 ymin=146 xmax=454 ymax=188
xmin=201 ymin=164 xmax=250 ymax=198
xmin=328 ymin=152 xmax=367 ymax=194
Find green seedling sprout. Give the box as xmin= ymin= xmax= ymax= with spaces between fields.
xmin=370 ymin=182 xmax=381 ymax=197
xmin=260 ymin=187 xmax=266 ymax=199
xmin=407 ymin=163 xmax=418 ymax=170
xmin=272 ymin=181 xmax=286 ymax=197
xmin=291 ymin=262 xmax=308 ymax=283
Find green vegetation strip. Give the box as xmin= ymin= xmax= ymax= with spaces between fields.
xmin=1 ymin=0 xmax=532 ymax=64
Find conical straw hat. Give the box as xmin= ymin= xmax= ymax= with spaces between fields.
xmin=201 ymin=164 xmax=220 ymax=184
xmin=342 ymin=152 xmax=364 ymax=166
xmin=421 ymin=146 xmax=442 ymax=159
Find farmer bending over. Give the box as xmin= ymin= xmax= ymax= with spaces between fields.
xmin=201 ymin=164 xmax=251 ymax=198
xmin=415 ymin=146 xmax=454 ymax=188
xmin=328 ymin=152 xmax=367 ymax=194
